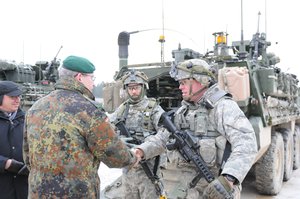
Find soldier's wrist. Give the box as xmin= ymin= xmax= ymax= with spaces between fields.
xmin=223 ymin=174 xmax=238 ymax=184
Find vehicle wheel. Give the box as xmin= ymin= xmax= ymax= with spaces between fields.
xmin=280 ymin=128 xmax=294 ymax=181
xmin=294 ymin=125 xmax=300 ymax=169
xmin=255 ymin=132 xmax=284 ymax=195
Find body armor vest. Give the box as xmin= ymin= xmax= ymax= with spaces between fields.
xmin=171 ymin=85 xmax=231 ymax=168
xmin=116 ymin=98 xmax=157 ymax=142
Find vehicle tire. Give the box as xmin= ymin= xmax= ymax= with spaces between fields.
xmin=255 ymin=132 xmax=284 ymax=195
xmin=280 ymin=128 xmax=294 ymax=181
xmin=294 ymin=125 xmax=300 ymax=170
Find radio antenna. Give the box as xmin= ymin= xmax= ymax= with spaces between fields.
xmin=265 ymin=0 xmax=267 ymax=40
xmin=240 ymin=0 xmax=245 ymax=52
xmin=159 ymin=0 xmax=166 ymax=66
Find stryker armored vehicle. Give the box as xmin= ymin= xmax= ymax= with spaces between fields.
xmin=102 ymin=16 xmax=300 ymax=197
xmin=0 ymin=46 xmax=62 ymax=110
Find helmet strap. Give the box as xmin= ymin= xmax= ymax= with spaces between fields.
xmin=187 ymin=78 xmax=207 ymax=102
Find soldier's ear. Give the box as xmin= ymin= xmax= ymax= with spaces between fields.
xmin=74 ymin=73 xmax=83 ymax=82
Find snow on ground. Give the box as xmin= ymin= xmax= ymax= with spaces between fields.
xmin=98 ymin=163 xmax=122 ymax=191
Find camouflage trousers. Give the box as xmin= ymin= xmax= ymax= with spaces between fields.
xmin=122 ymin=166 xmax=161 ymax=199
xmin=161 ymin=164 xmax=241 ymax=199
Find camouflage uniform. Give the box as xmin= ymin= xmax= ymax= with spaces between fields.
xmin=23 ymin=76 xmax=136 ymax=199
xmin=109 ymin=70 xmax=166 ymax=199
xmin=140 ymin=59 xmax=258 ymax=198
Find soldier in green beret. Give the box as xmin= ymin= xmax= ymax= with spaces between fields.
xmin=23 ymin=55 xmax=138 ymax=199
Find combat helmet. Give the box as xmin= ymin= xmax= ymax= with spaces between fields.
xmin=121 ymin=69 xmax=149 ymax=102
xmin=170 ymin=59 xmax=215 ymax=87
xmin=122 ymin=69 xmax=149 ymax=89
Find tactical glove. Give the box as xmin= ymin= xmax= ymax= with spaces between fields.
xmin=6 ymin=159 xmax=29 ymax=176
xmin=120 ymin=137 xmax=138 ymax=148
xmin=17 ymin=164 xmax=29 ymax=176
xmin=203 ymin=175 xmax=233 ymax=199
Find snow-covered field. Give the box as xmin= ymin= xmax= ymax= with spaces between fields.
xmin=98 ymin=163 xmax=122 ymax=191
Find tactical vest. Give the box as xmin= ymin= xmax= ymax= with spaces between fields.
xmin=173 ymin=88 xmax=231 ymax=168
xmin=116 ymin=98 xmax=158 ymax=142
xmin=164 ymin=87 xmax=235 ymax=198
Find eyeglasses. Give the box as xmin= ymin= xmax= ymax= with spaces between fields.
xmin=127 ymin=85 xmax=142 ymax=91
xmin=83 ymin=74 xmax=96 ymax=81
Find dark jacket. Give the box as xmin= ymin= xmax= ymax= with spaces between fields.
xmin=0 ymin=108 xmax=28 ymax=199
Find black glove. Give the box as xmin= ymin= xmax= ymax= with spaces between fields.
xmin=6 ymin=159 xmax=29 ymax=175
xmin=17 ymin=164 xmax=29 ymax=176
xmin=120 ymin=137 xmax=138 ymax=148
xmin=203 ymin=175 xmax=233 ymax=199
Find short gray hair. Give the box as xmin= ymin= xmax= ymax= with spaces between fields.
xmin=58 ymin=66 xmax=78 ymax=78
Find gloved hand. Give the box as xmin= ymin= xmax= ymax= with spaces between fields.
xmin=17 ymin=164 xmax=29 ymax=176
xmin=120 ymin=137 xmax=138 ymax=148
xmin=203 ymin=175 xmax=233 ymax=199
xmin=6 ymin=159 xmax=29 ymax=176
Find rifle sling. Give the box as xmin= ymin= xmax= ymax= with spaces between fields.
xmin=122 ymin=102 xmax=130 ymax=122
xmin=153 ymin=155 xmax=160 ymax=176
xmin=219 ymin=141 xmax=232 ymax=175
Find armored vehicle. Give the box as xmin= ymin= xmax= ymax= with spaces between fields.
xmin=0 ymin=46 xmax=62 ymax=110
xmin=102 ymin=19 xmax=300 ymax=198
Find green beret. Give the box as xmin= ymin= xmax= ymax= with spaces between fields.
xmin=62 ymin=55 xmax=95 ymax=73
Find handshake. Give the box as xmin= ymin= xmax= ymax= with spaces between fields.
xmin=5 ymin=159 xmax=29 ymax=176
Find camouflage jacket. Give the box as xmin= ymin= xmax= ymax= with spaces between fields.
xmin=23 ymin=76 xmax=136 ymax=199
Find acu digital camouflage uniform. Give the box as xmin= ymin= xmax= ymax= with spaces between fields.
xmin=23 ymin=76 xmax=136 ymax=199
xmin=140 ymin=59 xmax=258 ymax=198
xmin=109 ymin=70 xmax=167 ymax=199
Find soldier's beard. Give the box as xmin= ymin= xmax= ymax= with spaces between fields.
xmin=128 ymin=87 xmax=145 ymax=104
xmin=130 ymin=95 xmax=140 ymax=101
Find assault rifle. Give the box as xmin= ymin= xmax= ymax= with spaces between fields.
xmin=160 ymin=112 xmax=215 ymax=187
xmin=114 ymin=119 xmax=167 ymax=199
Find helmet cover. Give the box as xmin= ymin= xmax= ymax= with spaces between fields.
xmin=170 ymin=59 xmax=215 ymax=86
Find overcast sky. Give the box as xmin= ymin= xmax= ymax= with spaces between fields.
xmin=0 ymin=0 xmax=298 ymax=83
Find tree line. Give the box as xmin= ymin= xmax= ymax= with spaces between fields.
xmin=93 ymin=81 xmax=104 ymax=98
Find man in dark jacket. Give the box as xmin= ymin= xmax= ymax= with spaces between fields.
xmin=0 ymin=81 xmax=29 ymax=199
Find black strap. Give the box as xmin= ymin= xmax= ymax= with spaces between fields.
xmin=122 ymin=102 xmax=130 ymax=122
xmin=153 ymin=155 xmax=160 ymax=176
xmin=219 ymin=141 xmax=232 ymax=175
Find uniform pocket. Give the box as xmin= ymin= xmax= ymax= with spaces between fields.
xmin=199 ymin=138 xmax=216 ymax=167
